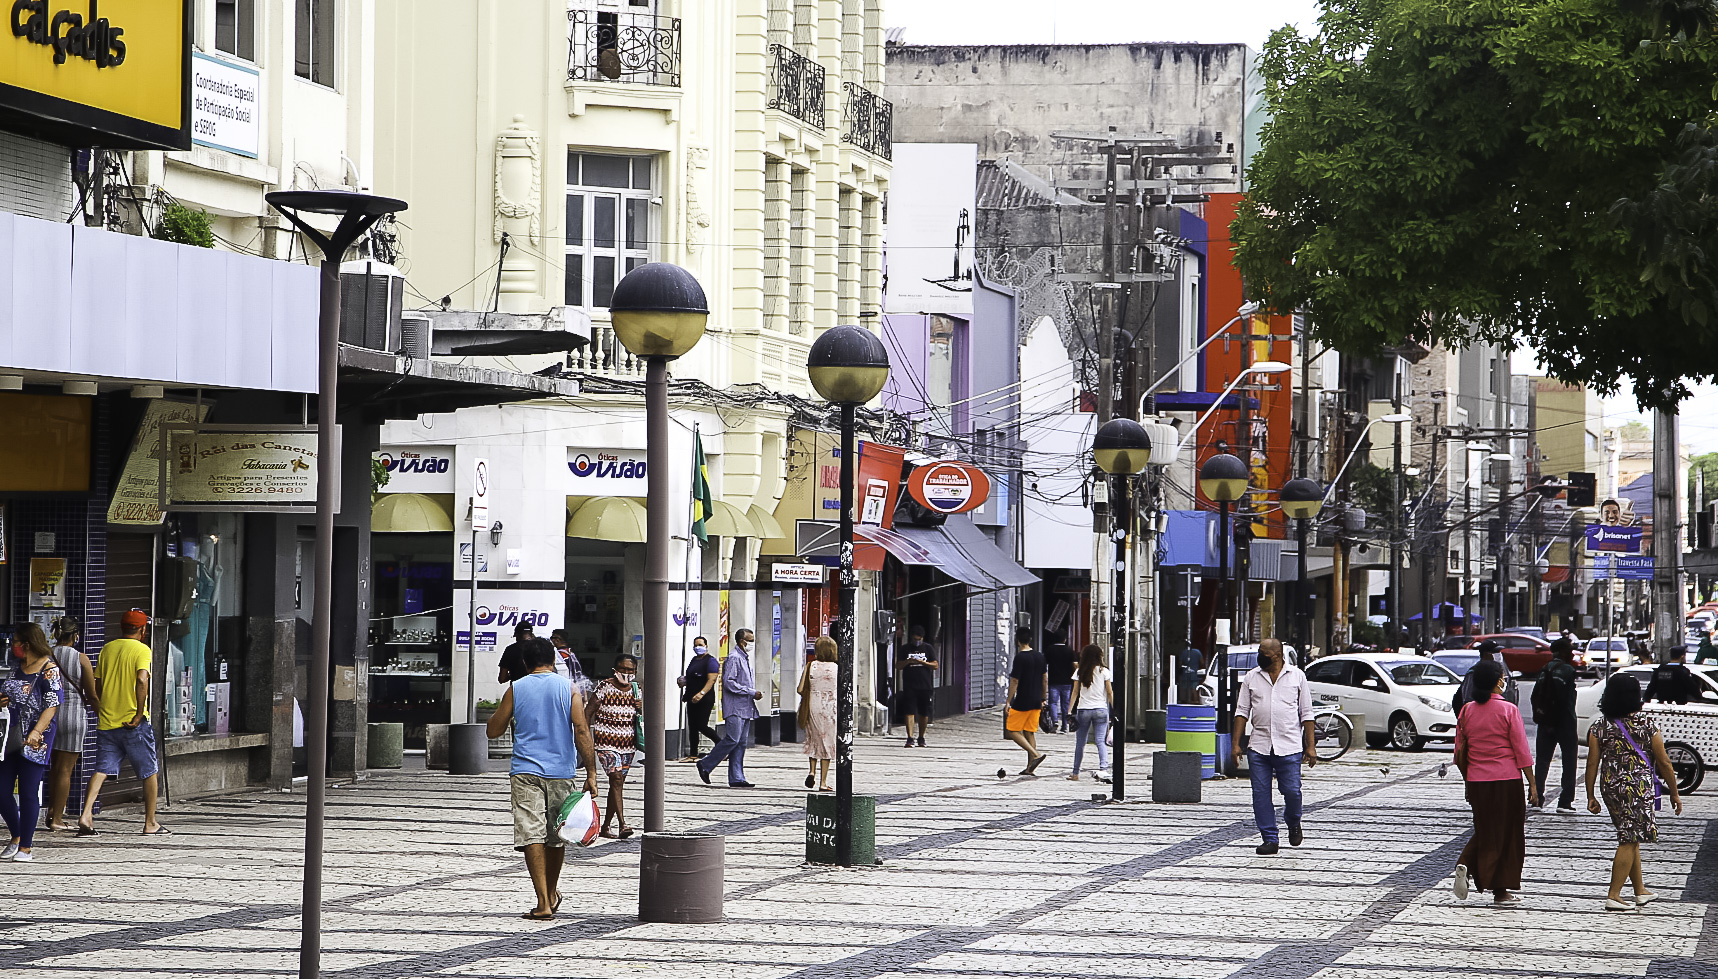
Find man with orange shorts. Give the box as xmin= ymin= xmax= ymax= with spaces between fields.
xmin=1004 ymin=626 xmax=1049 ymax=774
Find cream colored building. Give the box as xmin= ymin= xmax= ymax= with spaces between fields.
xmin=371 ymin=0 xmax=892 ymax=734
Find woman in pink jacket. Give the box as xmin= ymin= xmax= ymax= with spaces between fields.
xmin=1451 ymin=658 xmax=1540 ymax=905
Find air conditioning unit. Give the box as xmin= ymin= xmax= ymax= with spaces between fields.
xmin=338 ymin=260 xmax=405 ymax=352
xmin=399 ymin=311 xmax=432 ymax=360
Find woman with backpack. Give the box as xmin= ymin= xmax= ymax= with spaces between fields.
xmin=1452 ymin=659 xmax=1539 ymax=905
xmin=0 ymin=623 xmax=62 ymax=861
xmin=1067 ymin=644 xmax=1114 ymax=783
xmin=588 ymin=653 xmax=643 ymax=838
xmin=1585 ymin=672 xmax=1683 ymax=910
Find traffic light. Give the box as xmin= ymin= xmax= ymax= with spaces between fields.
xmin=1566 ymin=471 xmax=1596 ymax=508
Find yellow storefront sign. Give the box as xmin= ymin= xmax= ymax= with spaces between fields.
xmin=1 ymin=0 xmax=189 ymax=149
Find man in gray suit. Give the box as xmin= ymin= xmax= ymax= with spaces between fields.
xmin=696 ymin=629 xmax=763 ymax=788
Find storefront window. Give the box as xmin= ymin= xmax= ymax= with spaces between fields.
xmin=162 ymin=513 xmax=245 ymax=738
xmin=370 ymin=534 xmax=454 ymax=748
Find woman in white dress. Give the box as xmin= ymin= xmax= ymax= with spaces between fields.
xmin=800 ymin=636 xmax=839 ymax=791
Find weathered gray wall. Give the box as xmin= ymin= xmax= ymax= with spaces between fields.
xmin=885 ymin=43 xmax=1250 ymax=190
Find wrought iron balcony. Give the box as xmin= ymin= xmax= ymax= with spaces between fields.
xmin=767 ymin=44 xmax=825 ymax=128
xmin=842 ymin=81 xmax=892 ymax=160
xmin=567 ymin=9 xmax=681 ymax=87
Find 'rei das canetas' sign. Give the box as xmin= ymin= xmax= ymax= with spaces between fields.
xmin=165 ymin=426 xmax=336 ymax=512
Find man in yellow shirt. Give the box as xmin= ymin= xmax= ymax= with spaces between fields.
xmin=77 ymin=610 xmax=167 ymax=835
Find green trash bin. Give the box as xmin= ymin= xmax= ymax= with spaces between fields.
xmin=805 ymin=793 xmax=875 ymax=866
xmin=367 ymin=722 xmax=404 ymax=769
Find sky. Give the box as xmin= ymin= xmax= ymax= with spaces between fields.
xmin=886 ymin=0 xmax=1718 ymax=453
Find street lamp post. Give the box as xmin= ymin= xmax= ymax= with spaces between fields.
xmin=1280 ymin=478 xmax=1324 ymax=663
xmin=265 ymin=189 xmax=407 ymax=979
xmin=1200 ymin=452 xmax=1248 ymax=770
xmin=1093 ymin=418 xmax=1152 ymax=800
xmin=610 ymin=263 xmax=710 ymax=835
xmin=808 ymin=324 xmax=890 ymax=868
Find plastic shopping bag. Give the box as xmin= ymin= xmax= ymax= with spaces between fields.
xmin=554 ymin=788 xmax=602 ymax=847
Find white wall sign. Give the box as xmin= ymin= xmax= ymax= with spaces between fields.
xmin=375 ymin=445 xmax=455 ymax=493
xmin=456 ymin=587 xmax=565 ymax=704
xmin=110 ymin=401 xmax=210 ymax=525
xmin=567 ymin=447 xmax=648 ymax=497
xmin=471 ymin=457 xmax=490 ymax=531
xmin=771 ymin=563 xmax=825 ymax=584
xmin=166 ymin=427 xmax=331 ymax=511
xmin=191 ymin=53 xmax=261 ymax=158
xmin=884 ymin=143 xmax=978 ymax=316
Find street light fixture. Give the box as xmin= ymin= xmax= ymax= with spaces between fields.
xmin=1199 ymin=451 xmax=1248 ymax=767
xmin=265 ymin=189 xmax=407 ymax=979
xmin=1091 ymin=418 xmax=1151 ymax=801
xmin=1171 ymin=361 xmax=1293 ymax=455
xmin=1136 ymin=301 xmax=1262 ymax=414
xmin=611 ymin=262 xmax=709 ymax=838
xmin=1280 ymin=478 xmax=1324 ymax=663
xmin=1322 ymin=413 xmax=1413 ymax=503
xmin=808 ymin=324 xmax=890 ymax=869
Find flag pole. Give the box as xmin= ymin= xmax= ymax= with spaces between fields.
xmin=678 ymin=424 xmax=700 ymax=759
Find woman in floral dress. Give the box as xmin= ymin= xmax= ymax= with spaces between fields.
xmin=1 ymin=623 xmax=62 ymax=861
xmin=1584 ymin=672 xmax=1683 ymax=910
xmin=587 ymin=654 xmax=642 ymax=838
xmin=799 ymin=637 xmax=838 ymax=792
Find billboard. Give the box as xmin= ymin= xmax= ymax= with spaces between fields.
xmin=1585 ymin=523 xmax=1643 ymax=554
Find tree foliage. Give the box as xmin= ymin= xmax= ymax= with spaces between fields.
xmin=1234 ymin=0 xmax=1718 ymax=409
xmin=153 ymin=202 xmax=215 ymax=249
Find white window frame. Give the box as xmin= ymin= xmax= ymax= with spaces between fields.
xmin=564 ymin=152 xmax=656 ymax=311
xmin=295 ymin=0 xmax=337 ymax=88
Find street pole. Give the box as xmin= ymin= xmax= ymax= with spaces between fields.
xmin=1654 ymin=409 xmax=1684 ymax=649
xmin=1217 ymin=498 xmax=1232 ymax=740
xmin=1296 ymin=513 xmax=1312 ymax=658
xmin=642 ymin=355 xmax=670 ymax=833
xmin=835 ymin=402 xmax=857 ymax=867
xmin=1389 ymin=375 xmax=1403 ymax=651
xmin=1110 ymin=474 xmax=1128 ymax=799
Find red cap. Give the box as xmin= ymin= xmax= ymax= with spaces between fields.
xmin=121 ymin=609 xmax=149 ymax=629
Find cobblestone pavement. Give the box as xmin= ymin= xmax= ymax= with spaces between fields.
xmin=1 ymin=711 xmax=1714 ymax=978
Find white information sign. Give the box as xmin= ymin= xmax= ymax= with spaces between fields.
xmin=191 ymin=53 xmax=261 ymax=158
xmin=771 ymin=563 xmax=825 ymax=584
xmin=166 ymin=427 xmax=331 ymax=511
xmin=471 ymin=458 xmax=490 ymax=531
xmin=110 ymin=401 xmax=210 ymax=525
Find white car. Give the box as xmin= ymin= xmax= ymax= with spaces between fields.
xmin=1583 ymin=637 xmax=1634 ymax=674
xmin=1575 ymin=664 xmax=1718 ymax=730
xmin=1304 ymin=653 xmax=1462 ymax=751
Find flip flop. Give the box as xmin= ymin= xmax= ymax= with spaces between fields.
xmin=551 ymin=891 xmax=563 ymax=913
xmin=618 ymin=825 xmax=635 ymax=839
xmin=75 ymin=825 xmax=97 ymax=837
xmin=143 ymin=826 xmax=173 ymax=836
xmin=1024 ymin=753 xmax=1047 ymax=775
xmin=521 ymin=910 xmax=555 ymax=921
xmin=599 ymin=828 xmax=618 ymax=839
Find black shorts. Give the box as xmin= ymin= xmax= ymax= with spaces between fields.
xmin=900 ymin=689 xmax=934 ymax=717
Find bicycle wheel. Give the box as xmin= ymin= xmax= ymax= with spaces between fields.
xmin=1312 ymin=712 xmax=1353 ymax=762
xmin=1664 ymin=741 xmax=1705 ymax=795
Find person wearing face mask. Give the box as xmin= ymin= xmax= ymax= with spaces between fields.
xmin=697 ymin=629 xmax=763 ymax=788
xmin=1231 ymin=638 xmax=1316 ymax=855
xmin=587 ymin=653 xmax=643 ymax=838
xmin=677 ymin=636 xmax=721 ymax=762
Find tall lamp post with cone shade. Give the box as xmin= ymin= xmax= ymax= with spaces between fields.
xmin=1199 ymin=451 xmax=1249 ymax=768
xmin=1279 ymin=478 xmax=1324 ymax=664
xmin=264 ymin=189 xmax=407 ymax=979
xmin=609 ymin=263 xmax=709 ymax=837
xmin=808 ymin=324 xmax=890 ymax=868
xmin=1092 ymin=417 xmax=1152 ymax=800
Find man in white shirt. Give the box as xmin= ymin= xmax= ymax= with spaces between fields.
xmin=1230 ymin=639 xmax=1316 ymax=855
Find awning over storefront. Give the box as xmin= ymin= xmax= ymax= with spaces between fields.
xmin=706 ymin=500 xmax=755 ymax=537
xmin=874 ymin=515 xmax=1038 ymax=590
xmin=748 ymin=504 xmax=785 ymax=540
xmin=372 ymin=493 xmax=454 ymax=532
xmin=568 ymin=497 xmax=648 ymax=542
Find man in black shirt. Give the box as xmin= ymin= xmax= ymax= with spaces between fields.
xmin=496 ymin=622 xmax=537 ymax=684
xmin=896 ymin=625 xmax=939 ymax=748
xmin=1044 ymin=631 xmax=1076 ymax=733
xmin=1645 ymin=647 xmax=1702 ymax=705
xmin=1004 ymin=626 xmax=1049 ymax=775
xmin=1531 ymin=638 xmax=1580 ymax=811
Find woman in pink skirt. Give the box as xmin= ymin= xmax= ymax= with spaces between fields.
xmin=799 ymin=636 xmax=839 ymax=791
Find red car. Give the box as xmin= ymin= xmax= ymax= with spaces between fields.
xmin=1463 ymin=632 xmax=1554 ymax=675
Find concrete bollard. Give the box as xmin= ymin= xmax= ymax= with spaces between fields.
xmin=638 ymin=833 xmax=725 ymax=923
xmin=1344 ymin=713 xmax=1366 ymax=748
xmin=447 ymin=723 xmax=488 ymax=775
xmin=426 ymin=723 xmax=450 ymax=770
xmin=1142 ymin=709 xmax=1168 ymax=744
xmin=366 ymin=722 xmax=404 ymax=769
xmin=1151 ymin=750 xmax=1203 ymax=803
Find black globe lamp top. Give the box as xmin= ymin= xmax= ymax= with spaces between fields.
xmin=1093 ymin=418 xmax=1152 ymax=475
xmin=1280 ymin=477 xmax=1325 ymax=520
xmin=808 ymin=325 xmax=890 ymax=404
xmin=610 ymin=262 xmax=710 ymax=317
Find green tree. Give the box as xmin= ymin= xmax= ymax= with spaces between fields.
xmin=1618 ymin=420 xmax=1650 ymax=441
xmin=153 ymin=202 xmax=216 ymax=249
xmin=1691 ymin=451 xmax=1718 ymax=506
xmin=1234 ymin=0 xmax=1718 ymax=409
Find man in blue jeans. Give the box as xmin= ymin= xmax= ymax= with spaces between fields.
xmin=1229 ymin=639 xmax=1316 ymax=855
xmin=697 ymin=629 xmax=762 ymax=788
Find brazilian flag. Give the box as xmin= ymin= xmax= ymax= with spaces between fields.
xmin=691 ymin=429 xmax=713 ymax=547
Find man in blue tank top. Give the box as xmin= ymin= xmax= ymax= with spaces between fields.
xmin=486 ymin=638 xmax=597 ymax=920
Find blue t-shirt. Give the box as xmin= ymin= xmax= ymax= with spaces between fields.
xmin=510 ymin=672 xmax=578 ymax=779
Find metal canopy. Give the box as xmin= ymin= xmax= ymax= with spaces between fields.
xmin=337 ymin=344 xmax=580 ymax=421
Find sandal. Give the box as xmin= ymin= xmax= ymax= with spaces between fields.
xmin=805 ymin=774 xmax=816 ymax=789
xmin=818 ymin=785 xmax=832 ymax=792
xmin=618 ymin=824 xmax=635 ymax=839
xmin=599 ymin=827 xmax=618 ymax=839
xmin=521 ymin=909 xmax=555 ymax=921
xmin=552 ymin=891 xmax=562 ymax=913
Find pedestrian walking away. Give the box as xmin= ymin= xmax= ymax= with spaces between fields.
xmin=1230 ymin=638 xmax=1315 ymax=855
xmin=79 ymin=610 xmax=168 ymax=837
xmin=1532 ymin=637 xmax=1580 ymax=811
xmin=1696 ymin=632 xmax=1717 ymax=666
xmin=496 ymin=622 xmax=538 ymax=684
xmin=1584 ymin=672 xmax=1683 ymax=910
xmin=0 ymin=623 xmax=62 ymax=861
xmin=1067 ymin=643 xmax=1113 ymax=782
xmin=548 ymin=629 xmax=588 ymax=688
xmin=1451 ymin=640 xmax=1518 ymax=716
xmin=800 ymin=636 xmax=838 ymax=791
xmin=897 ymin=624 xmax=938 ymax=747
xmin=1451 ymin=659 xmax=1539 ymax=906
xmin=587 ymin=652 xmax=643 ymax=838
xmin=677 ymin=636 xmax=720 ymax=761
xmin=1643 ymin=647 xmax=1702 ymax=705
xmin=1003 ymin=627 xmax=1049 ymax=775
xmin=45 ymin=616 xmax=97 ymax=834
xmin=1043 ymin=630 xmax=1076 ymax=734
xmin=486 ymin=639 xmax=598 ymax=921
xmin=697 ymin=629 xmax=763 ymax=788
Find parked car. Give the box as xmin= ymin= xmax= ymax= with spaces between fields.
xmin=1461 ymin=632 xmax=1555 ymax=675
xmin=1193 ymin=643 xmax=1298 ymax=706
xmin=1583 ymin=637 xmax=1634 ymax=674
xmin=1576 ymin=664 xmax=1718 ymax=730
xmin=1304 ymin=652 xmax=1462 ymax=751
xmin=1431 ymin=651 xmax=1481 ymax=678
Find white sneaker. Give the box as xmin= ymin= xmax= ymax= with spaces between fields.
xmin=1453 ymin=864 xmax=1470 ymax=901
xmin=0 ymin=843 xmax=17 ymax=859
xmin=10 ymin=850 xmax=33 ymax=862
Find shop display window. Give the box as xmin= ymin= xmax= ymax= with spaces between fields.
xmin=162 ymin=513 xmax=245 ymax=739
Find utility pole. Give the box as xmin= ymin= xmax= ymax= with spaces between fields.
xmin=1389 ymin=371 xmax=1404 ymax=651
xmin=1654 ymin=408 xmax=1684 ymax=648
